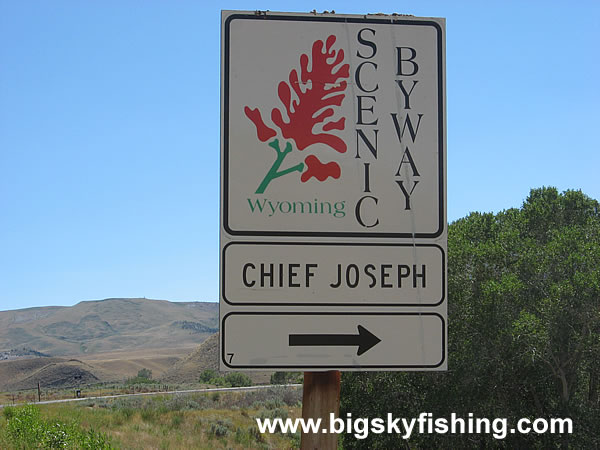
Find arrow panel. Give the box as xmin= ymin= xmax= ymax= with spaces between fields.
xmin=221 ymin=312 xmax=445 ymax=370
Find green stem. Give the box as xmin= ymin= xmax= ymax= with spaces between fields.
xmin=255 ymin=139 xmax=304 ymax=194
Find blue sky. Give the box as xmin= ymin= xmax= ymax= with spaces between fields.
xmin=1 ymin=1 xmax=598 ymax=311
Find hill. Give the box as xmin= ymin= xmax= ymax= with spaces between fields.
xmin=0 ymin=298 xmax=218 ymax=357
xmin=161 ymin=333 xmax=219 ymax=382
xmin=0 ymin=357 xmax=102 ymax=391
xmin=0 ymin=346 xmax=197 ymax=392
xmin=162 ymin=332 xmax=272 ymax=385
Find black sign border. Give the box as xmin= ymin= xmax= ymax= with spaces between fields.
xmin=221 ymin=311 xmax=446 ymax=369
xmin=222 ymin=13 xmax=445 ymax=239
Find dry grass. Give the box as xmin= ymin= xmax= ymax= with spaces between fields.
xmin=0 ymin=346 xmax=196 ymax=393
xmin=76 ymin=347 xmax=195 ymax=380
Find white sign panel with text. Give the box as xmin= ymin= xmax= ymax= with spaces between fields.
xmin=223 ymin=13 xmax=444 ymax=238
xmin=220 ymin=11 xmax=446 ymax=371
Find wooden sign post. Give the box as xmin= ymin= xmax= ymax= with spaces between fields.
xmin=300 ymin=371 xmax=341 ymax=450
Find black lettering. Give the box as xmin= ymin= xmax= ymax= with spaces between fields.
xmin=279 ymin=263 xmax=284 ymax=287
xmin=242 ymin=263 xmax=255 ymax=287
xmin=398 ymin=265 xmax=410 ymax=288
xmin=355 ymin=129 xmax=378 ymax=159
xmin=413 ymin=264 xmax=426 ymax=288
xmin=381 ymin=264 xmax=393 ymax=288
xmin=355 ymin=61 xmax=378 ymax=93
xmin=330 ymin=264 xmax=342 ymax=288
xmin=391 ymin=113 xmax=424 ymax=143
xmin=346 ymin=264 xmax=360 ymax=288
xmin=396 ymin=46 xmax=418 ymax=76
xmin=288 ymin=263 xmax=300 ymax=287
xmin=395 ymin=180 xmax=420 ymax=210
xmin=394 ymin=148 xmax=420 ymax=177
xmin=357 ymin=28 xmax=377 ymax=59
xmin=260 ymin=263 xmax=273 ymax=288
xmin=365 ymin=264 xmax=377 ymax=288
xmin=306 ymin=264 xmax=318 ymax=287
xmin=363 ymin=163 xmax=371 ymax=193
xmin=357 ymin=96 xmax=378 ymax=125
xmin=395 ymin=80 xmax=418 ymax=109
xmin=355 ymin=195 xmax=379 ymax=228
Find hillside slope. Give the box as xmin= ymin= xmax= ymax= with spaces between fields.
xmin=162 ymin=333 xmax=272 ymax=385
xmin=0 ymin=357 xmax=102 ymax=391
xmin=0 ymin=298 xmax=218 ymax=356
xmin=161 ymin=333 xmax=219 ymax=382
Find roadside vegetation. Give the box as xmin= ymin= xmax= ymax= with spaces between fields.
xmin=1 ymin=404 xmax=113 ymax=449
xmin=0 ymin=368 xmax=264 ymax=406
xmin=0 ymin=386 xmax=302 ymax=449
xmin=342 ymin=188 xmax=600 ymax=449
xmin=270 ymin=372 xmax=303 ymax=385
xmin=198 ymin=369 xmax=253 ymax=388
xmin=125 ymin=368 xmax=157 ymax=386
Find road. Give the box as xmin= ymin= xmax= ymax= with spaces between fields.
xmin=0 ymin=384 xmax=302 ymax=409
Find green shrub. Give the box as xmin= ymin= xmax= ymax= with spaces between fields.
xmin=2 ymin=406 xmax=16 ymax=420
xmin=170 ymin=413 xmax=184 ymax=429
xmin=264 ymin=398 xmax=284 ymax=410
xmin=119 ymin=407 xmax=135 ymax=420
xmin=162 ymin=395 xmax=203 ymax=411
xmin=42 ymin=421 xmax=79 ymax=448
xmin=199 ymin=369 xmax=217 ymax=383
xmin=270 ymin=371 xmax=302 ymax=384
xmin=258 ymin=406 xmax=288 ymax=421
xmin=234 ymin=424 xmax=265 ymax=446
xmin=122 ymin=368 xmax=155 ymax=386
xmin=224 ymin=372 xmax=252 ymax=387
xmin=208 ymin=419 xmax=232 ymax=437
xmin=77 ymin=428 xmax=113 ymax=450
xmin=210 ymin=376 xmax=228 ymax=386
xmin=140 ymin=408 xmax=157 ymax=422
xmin=233 ymin=386 xmax=301 ymax=409
xmin=287 ymin=430 xmax=301 ymax=448
xmin=6 ymin=404 xmax=45 ymax=447
xmin=137 ymin=368 xmax=152 ymax=379
xmin=200 ymin=369 xmax=252 ymax=387
xmin=4 ymin=404 xmax=113 ymax=449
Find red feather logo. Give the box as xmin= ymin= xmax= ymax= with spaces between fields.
xmin=245 ymin=35 xmax=349 ymax=193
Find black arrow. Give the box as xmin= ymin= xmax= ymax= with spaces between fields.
xmin=289 ymin=325 xmax=381 ymax=356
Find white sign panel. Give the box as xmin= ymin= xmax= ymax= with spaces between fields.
xmin=222 ymin=313 xmax=445 ymax=369
xmin=222 ymin=242 xmax=444 ymax=306
xmin=220 ymin=10 xmax=446 ymax=371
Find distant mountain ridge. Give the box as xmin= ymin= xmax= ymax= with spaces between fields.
xmin=0 ymin=298 xmax=218 ymax=357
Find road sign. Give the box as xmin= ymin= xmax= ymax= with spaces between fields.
xmin=222 ymin=312 xmax=444 ymax=369
xmin=220 ymin=10 xmax=446 ymax=371
xmin=222 ymin=242 xmax=445 ymax=306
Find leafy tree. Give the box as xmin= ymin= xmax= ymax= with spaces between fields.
xmin=137 ymin=368 xmax=152 ymax=380
xmin=125 ymin=368 xmax=156 ymax=385
xmin=341 ymin=188 xmax=600 ymax=449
